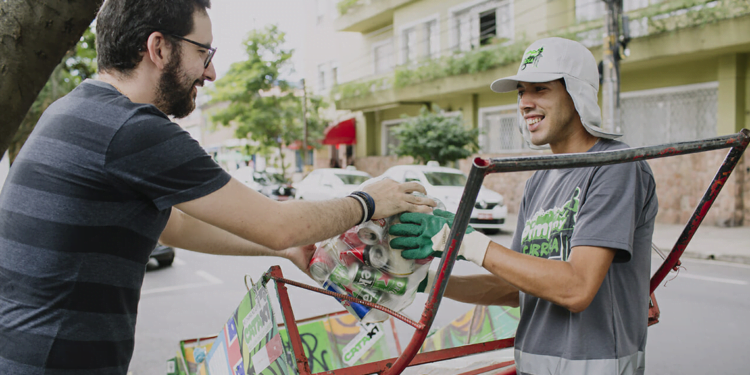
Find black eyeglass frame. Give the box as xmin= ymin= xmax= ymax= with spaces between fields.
xmin=162 ymin=33 xmax=216 ymax=69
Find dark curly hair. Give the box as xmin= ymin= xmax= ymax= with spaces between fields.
xmin=96 ymin=0 xmax=212 ymax=75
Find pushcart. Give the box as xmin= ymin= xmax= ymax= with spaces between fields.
xmin=261 ymin=129 xmax=749 ymax=375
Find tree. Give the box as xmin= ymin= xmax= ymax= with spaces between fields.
xmin=8 ymin=26 xmax=97 ymax=164
xmin=0 ymin=0 xmax=102 ymax=158
xmin=209 ymin=25 xmax=327 ymax=178
xmin=391 ymin=106 xmax=479 ymax=166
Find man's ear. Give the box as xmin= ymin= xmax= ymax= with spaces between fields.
xmin=145 ymin=32 xmax=173 ymax=70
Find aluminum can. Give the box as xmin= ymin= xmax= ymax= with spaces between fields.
xmin=350 ymin=265 xmax=407 ymax=296
xmin=340 ymin=246 xmax=366 ymax=266
xmin=323 ymin=281 xmax=370 ymax=320
xmin=364 ymin=244 xmax=389 ymax=269
xmin=357 ymin=218 xmax=388 ymax=245
xmin=328 ymin=264 xmax=352 ymax=287
xmin=339 ymin=228 xmax=364 ymax=248
xmin=309 ymin=255 xmax=331 ymax=282
xmin=387 ymin=248 xmax=416 ymax=276
xmin=349 ymin=282 xmax=383 ymax=304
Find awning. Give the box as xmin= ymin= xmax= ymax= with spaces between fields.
xmin=322 ymin=118 xmax=356 ymax=145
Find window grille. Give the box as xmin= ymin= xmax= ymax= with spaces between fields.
xmin=479 ymin=105 xmax=528 ymax=152
xmin=620 ymin=82 xmax=718 ymax=147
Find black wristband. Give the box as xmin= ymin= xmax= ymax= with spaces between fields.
xmin=350 ymin=191 xmax=375 ymax=222
xmin=347 ymin=194 xmax=368 ymax=225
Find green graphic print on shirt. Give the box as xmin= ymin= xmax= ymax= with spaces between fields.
xmin=520 ymin=188 xmax=581 ymax=261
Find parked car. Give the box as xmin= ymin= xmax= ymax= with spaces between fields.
xmin=381 ymin=162 xmax=508 ymax=234
xmin=294 ymin=167 xmax=373 ymax=201
xmin=150 ymin=243 xmax=175 ymax=267
xmin=230 ymin=167 xmax=295 ymax=201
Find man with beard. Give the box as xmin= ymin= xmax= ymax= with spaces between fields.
xmin=391 ymin=38 xmax=658 ymax=374
xmin=0 ymin=0 xmax=435 ymax=374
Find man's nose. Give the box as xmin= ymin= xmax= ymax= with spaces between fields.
xmin=204 ymin=62 xmax=217 ymax=82
xmin=519 ymin=94 xmax=535 ymax=112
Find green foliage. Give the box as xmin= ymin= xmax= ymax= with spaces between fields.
xmin=9 ymin=26 xmax=97 ymax=164
xmin=337 ymin=0 xmax=362 ymax=15
xmin=390 ymin=106 xmax=478 ymax=166
xmin=209 ymin=25 xmax=328 ymax=177
xmin=393 ymin=40 xmax=528 ymax=89
xmin=331 ymin=40 xmax=527 ymax=100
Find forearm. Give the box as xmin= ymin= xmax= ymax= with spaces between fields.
xmin=481 ymin=243 xmax=614 ymax=312
xmin=270 ymin=197 xmax=363 ymax=248
xmin=443 ymin=273 xmax=519 ymax=307
xmin=160 ymin=208 xmax=288 ymax=257
xmin=175 ymin=179 xmax=363 ymax=250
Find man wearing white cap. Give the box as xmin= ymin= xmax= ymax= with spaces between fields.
xmin=390 ymin=37 xmax=658 ymax=374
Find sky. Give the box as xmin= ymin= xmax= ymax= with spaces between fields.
xmin=206 ymin=0 xmax=307 ymax=83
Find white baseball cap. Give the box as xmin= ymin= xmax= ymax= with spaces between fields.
xmin=490 ymin=37 xmax=621 ymax=144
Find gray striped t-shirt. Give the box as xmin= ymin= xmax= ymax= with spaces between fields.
xmin=0 ymin=79 xmax=231 ymax=374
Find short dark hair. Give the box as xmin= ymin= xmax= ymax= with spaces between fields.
xmin=96 ymin=0 xmax=212 ymax=75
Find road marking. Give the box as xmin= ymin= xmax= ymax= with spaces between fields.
xmin=141 ymin=270 xmax=223 ymax=295
xmin=679 ymin=273 xmax=748 ymax=285
xmin=173 ymin=257 xmax=186 ymax=266
xmin=196 ymin=270 xmax=224 ymax=284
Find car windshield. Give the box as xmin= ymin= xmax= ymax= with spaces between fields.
xmin=423 ymin=172 xmax=467 ymax=186
xmin=334 ymin=173 xmax=370 ymax=185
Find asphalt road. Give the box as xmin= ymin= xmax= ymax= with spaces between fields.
xmin=128 ymin=229 xmax=750 ymax=375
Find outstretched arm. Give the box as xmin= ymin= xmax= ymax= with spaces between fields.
xmin=174 ymin=178 xmax=435 ymax=251
xmin=159 ymin=207 xmax=316 ymax=273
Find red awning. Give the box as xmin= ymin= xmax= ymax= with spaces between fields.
xmin=322 ymin=118 xmax=356 ymax=145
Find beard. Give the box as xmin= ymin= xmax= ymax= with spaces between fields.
xmin=154 ymin=52 xmax=202 ymax=119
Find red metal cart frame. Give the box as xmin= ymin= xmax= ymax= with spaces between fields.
xmin=262 ymin=129 xmax=750 ymax=375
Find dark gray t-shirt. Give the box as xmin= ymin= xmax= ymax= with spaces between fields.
xmin=0 ymin=80 xmax=231 ymax=374
xmin=510 ymin=139 xmax=658 ymax=375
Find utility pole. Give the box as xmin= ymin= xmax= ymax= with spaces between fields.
xmin=301 ymin=78 xmax=309 ymax=169
xmin=601 ymin=0 xmax=623 ymax=134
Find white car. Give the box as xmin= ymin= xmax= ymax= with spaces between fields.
xmin=294 ymin=167 xmax=373 ymax=201
xmin=381 ymin=162 xmax=508 ymax=234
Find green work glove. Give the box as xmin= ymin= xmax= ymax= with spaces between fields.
xmin=389 ymin=209 xmax=491 ymax=267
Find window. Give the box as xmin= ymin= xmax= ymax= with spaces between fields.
xmin=404 ymin=171 xmax=421 ymax=183
xmin=620 ymin=82 xmax=718 ymax=147
xmin=575 ymin=0 xmax=605 ymax=22
xmin=479 ymin=10 xmax=496 ymax=46
xmin=317 ymin=63 xmax=326 ymax=92
xmin=373 ymin=39 xmax=394 ymax=75
xmin=401 ymin=27 xmax=417 ymax=65
xmin=424 ymin=20 xmax=439 ymax=59
xmin=451 ymin=0 xmax=513 ymax=52
xmin=479 ymin=104 xmax=528 ymax=152
xmin=381 ymin=118 xmax=405 ymax=155
xmin=331 ymin=61 xmax=339 ymax=86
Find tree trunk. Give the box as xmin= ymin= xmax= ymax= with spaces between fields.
xmin=0 ymin=0 xmax=102 ymax=157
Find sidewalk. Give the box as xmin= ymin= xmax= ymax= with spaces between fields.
xmin=501 ymin=213 xmax=749 ymax=264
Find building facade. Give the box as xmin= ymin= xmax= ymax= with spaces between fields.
xmin=303 ymin=0 xmax=750 ymax=227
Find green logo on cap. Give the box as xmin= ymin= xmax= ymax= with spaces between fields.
xmin=521 ymin=47 xmax=544 ymax=70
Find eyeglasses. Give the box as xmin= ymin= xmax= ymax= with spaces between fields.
xmin=164 ymin=33 xmax=217 ymax=69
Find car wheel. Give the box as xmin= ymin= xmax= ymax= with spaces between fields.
xmin=481 ymin=228 xmax=501 ymax=235
xmin=157 ymin=253 xmax=175 ymax=267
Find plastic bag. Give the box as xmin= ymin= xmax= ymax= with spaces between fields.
xmin=308 ymin=188 xmax=444 ymax=323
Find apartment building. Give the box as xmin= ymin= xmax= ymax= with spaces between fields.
xmin=302 ymin=0 xmax=750 ymax=226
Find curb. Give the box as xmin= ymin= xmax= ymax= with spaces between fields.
xmin=679 ymin=251 xmax=750 ymax=265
